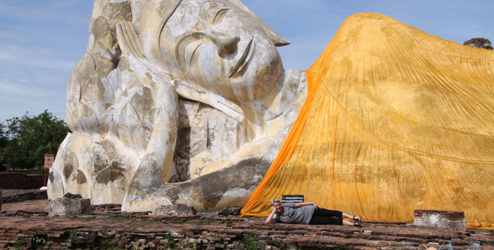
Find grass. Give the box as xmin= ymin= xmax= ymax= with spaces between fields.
xmin=166 ymin=232 xmax=177 ymax=249
xmin=13 ymin=238 xmax=26 ymax=250
xmin=199 ymin=219 xmax=213 ymax=225
xmin=32 ymin=233 xmax=47 ymax=245
xmin=241 ymin=232 xmax=258 ymax=250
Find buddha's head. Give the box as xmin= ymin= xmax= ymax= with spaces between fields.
xmin=131 ymin=0 xmax=289 ymax=103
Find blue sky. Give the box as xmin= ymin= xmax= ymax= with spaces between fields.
xmin=1 ymin=0 xmax=493 ymax=123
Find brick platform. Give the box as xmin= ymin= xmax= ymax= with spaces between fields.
xmin=0 ymin=213 xmax=493 ymax=249
xmin=1 ymin=191 xmax=493 ymax=249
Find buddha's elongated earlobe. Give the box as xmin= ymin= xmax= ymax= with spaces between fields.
xmin=130 ymin=0 xmax=182 ymax=73
xmin=116 ymin=21 xmax=174 ymax=89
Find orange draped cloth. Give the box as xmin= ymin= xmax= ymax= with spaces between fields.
xmin=242 ymin=13 xmax=494 ymax=229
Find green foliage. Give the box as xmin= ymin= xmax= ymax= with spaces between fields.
xmin=272 ymin=238 xmax=280 ymax=247
xmin=0 ymin=110 xmax=70 ymax=171
xmin=0 ymin=123 xmax=7 ymax=171
xmin=166 ymin=232 xmax=176 ymax=249
xmin=13 ymin=238 xmax=26 ymax=250
xmin=199 ymin=219 xmax=213 ymax=225
xmin=102 ymin=216 xmax=132 ymax=222
xmin=70 ymin=230 xmax=78 ymax=242
xmin=241 ymin=232 xmax=258 ymax=250
xmin=32 ymin=233 xmax=47 ymax=244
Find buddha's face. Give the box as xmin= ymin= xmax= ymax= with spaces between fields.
xmin=160 ymin=0 xmax=284 ymax=103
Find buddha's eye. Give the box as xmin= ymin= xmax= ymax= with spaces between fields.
xmin=201 ymin=1 xmax=230 ymax=25
xmin=212 ymin=8 xmax=228 ymax=25
xmin=185 ymin=40 xmax=203 ymax=67
xmin=176 ymin=32 xmax=206 ymax=70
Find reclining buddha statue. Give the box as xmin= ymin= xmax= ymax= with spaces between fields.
xmin=49 ymin=0 xmax=494 ymax=228
xmin=48 ymin=0 xmax=307 ymax=211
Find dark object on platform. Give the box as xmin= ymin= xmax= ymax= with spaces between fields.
xmin=153 ymin=204 xmax=197 ymax=216
xmin=282 ymin=195 xmax=304 ymax=205
xmin=217 ymin=206 xmax=242 ymax=216
xmin=92 ymin=203 xmax=122 ymax=212
xmin=463 ymin=38 xmax=493 ymax=50
xmin=0 ymin=188 xmax=2 ymax=211
xmin=63 ymin=193 xmax=83 ymax=199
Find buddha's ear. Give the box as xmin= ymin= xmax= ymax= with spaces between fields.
xmin=228 ymin=0 xmax=290 ymax=47
xmin=116 ymin=21 xmax=172 ymax=85
xmin=173 ymin=80 xmax=245 ymax=122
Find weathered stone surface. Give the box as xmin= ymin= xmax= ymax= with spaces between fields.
xmin=48 ymin=0 xmax=307 ymax=212
xmin=413 ymin=210 xmax=467 ymax=230
xmin=48 ymin=193 xmax=91 ymax=217
xmin=153 ymin=204 xmax=197 ymax=216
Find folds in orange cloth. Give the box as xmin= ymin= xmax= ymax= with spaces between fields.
xmin=241 ymin=13 xmax=494 ymax=229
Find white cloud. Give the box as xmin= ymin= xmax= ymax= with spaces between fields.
xmin=0 ymin=78 xmax=67 ymax=122
xmin=0 ymin=79 xmax=49 ymax=106
xmin=0 ymin=44 xmax=75 ymax=71
xmin=0 ymin=1 xmax=90 ymax=24
xmin=0 ymin=1 xmax=90 ymax=122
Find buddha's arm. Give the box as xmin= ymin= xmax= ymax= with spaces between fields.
xmin=126 ymin=79 xmax=178 ymax=196
xmin=116 ymin=21 xmax=180 ymax=202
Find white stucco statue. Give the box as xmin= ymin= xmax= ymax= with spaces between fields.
xmin=48 ymin=0 xmax=307 ymax=211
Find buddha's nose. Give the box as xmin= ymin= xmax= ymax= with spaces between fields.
xmin=210 ymin=31 xmax=240 ymax=57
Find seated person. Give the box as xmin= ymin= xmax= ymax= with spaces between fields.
xmin=266 ymin=198 xmax=362 ymax=226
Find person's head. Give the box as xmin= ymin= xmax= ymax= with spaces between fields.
xmin=131 ymin=0 xmax=289 ymax=103
xmin=271 ymin=198 xmax=282 ymax=213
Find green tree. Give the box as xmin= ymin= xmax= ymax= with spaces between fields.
xmin=0 ymin=123 xmax=8 ymax=171
xmin=0 ymin=110 xmax=70 ymax=172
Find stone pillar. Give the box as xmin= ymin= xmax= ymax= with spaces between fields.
xmin=413 ymin=210 xmax=466 ymax=230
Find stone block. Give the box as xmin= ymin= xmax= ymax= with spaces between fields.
xmin=47 ymin=193 xmax=91 ymax=216
xmin=152 ymin=204 xmax=196 ymax=216
xmin=413 ymin=210 xmax=466 ymax=230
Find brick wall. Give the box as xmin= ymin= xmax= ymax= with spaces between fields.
xmin=0 ymin=172 xmax=46 ymax=189
xmin=0 ymin=216 xmax=492 ymax=249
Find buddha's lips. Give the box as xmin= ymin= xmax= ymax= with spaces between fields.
xmin=229 ymin=37 xmax=254 ymax=78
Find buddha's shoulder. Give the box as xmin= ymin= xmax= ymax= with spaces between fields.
xmin=332 ymin=13 xmax=430 ymax=44
xmin=338 ymin=13 xmax=407 ymax=33
xmin=344 ymin=13 xmax=399 ymax=24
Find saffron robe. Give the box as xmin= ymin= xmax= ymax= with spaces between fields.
xmin=242 ymin=13 xmax=494 ymax=229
